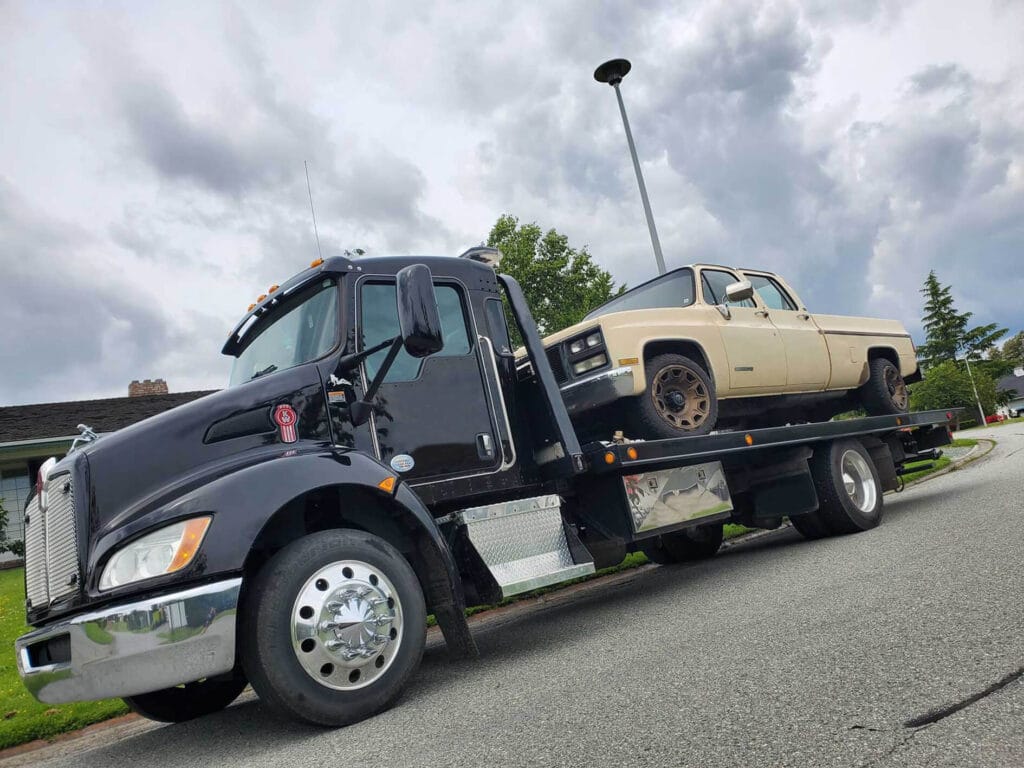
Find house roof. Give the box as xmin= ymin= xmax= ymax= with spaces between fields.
xmin=0 ymin=391 xmax=216 ymax=444
xmin=996 ymin=372 xmax=1024 ymax=399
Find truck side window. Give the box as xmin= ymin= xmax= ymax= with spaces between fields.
xmin=701 ymin=269 xmax=755 ymax=308
xmin=484 ymin=298 xmax=512 ymax=356
xmin=361 ymin=282 xmax=472 ymax=382
xmin=747 ymin=275 xmax=797 ymax=311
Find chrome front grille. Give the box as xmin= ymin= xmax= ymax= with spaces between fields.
xmin=23 ymin=472 xmax=80 ymax=610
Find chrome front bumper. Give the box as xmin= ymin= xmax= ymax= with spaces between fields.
xmin=16 ymin=578 xmax=241 ymax=704
xmin=560 ymin=366 xmax=635 ymax=415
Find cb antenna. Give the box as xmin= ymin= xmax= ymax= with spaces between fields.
xmin=304 ymin=160 xmax=323 ymax=260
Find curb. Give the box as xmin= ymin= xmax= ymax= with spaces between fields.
xmin=1 ymin=438 xmax=993 ymax=762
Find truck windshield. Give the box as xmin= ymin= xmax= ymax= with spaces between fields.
xmin=583 ymin=268 xmax=695 ymax=321
xmin=229 ymin=279 xmax=339 ymax=386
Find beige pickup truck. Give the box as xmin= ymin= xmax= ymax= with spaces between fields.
xmin=536 ymin=264 xmax=920 ymax=438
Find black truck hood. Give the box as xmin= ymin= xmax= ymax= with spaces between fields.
xmin=81 ymin=363 xmax=330 ymax=540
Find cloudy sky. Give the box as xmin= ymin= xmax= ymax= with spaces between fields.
xmin=1 ymin=0 xmax=1022 ymax=405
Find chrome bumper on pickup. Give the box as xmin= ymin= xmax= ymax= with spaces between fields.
xmin=560 ymin=366 xmax=635 ymax=415
xmin=16 ymin=578 xmax=241 ymax=704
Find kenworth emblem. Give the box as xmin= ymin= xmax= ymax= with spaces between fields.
xmin=273 ymin=404 xmax=298 ymax=443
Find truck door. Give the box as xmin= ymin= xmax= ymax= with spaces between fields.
xmin=357 ymin=278 xmax=503 ymax=483
xmin=743 ymin=273 xmax=829 ymax=391
xmin=699 ymin=267 xmax=786 ymax=392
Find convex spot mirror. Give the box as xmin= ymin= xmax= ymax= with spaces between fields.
xmin=396 ymin=264 xmax=444 ymax=358
xmin=725 ymin=280 xmax=754 ymax=303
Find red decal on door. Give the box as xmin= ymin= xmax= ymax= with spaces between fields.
xmin=273 ymin=404 xmax=298 ymax=443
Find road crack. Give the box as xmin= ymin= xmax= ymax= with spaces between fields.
xmin=903 ymin=665 xmax=1024 ymax=728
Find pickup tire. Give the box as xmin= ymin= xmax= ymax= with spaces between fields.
xmin=793 ymin=438 xmax=884 ymax=539
xmin=635 ymin=354 xmax=718 ymax=438
xmin=241 ymin=529 xmax=426 ymax=727
xmin=860 ymin=357 xmax=909 ymax=415
xmin=123 ymin=674 xmax=248 ymax=722
xmin=640 ymin=522 xmax=724 ymax=563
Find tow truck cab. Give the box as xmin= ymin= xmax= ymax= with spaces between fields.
xmin=16 ymin=249 xmax=956 ymax=728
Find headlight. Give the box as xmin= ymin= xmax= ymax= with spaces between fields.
xmin=569 ymin=339 xmax=585 ymax=354
xmin=99 ymin=517 xmax=212 ymax=591
xmin=569 ymin=330 xmax=603 ymax=355
xmin=585 ymin=332 xmax=602 ymax=348
xmin=573 ymin=353 xmax=608 ymax=375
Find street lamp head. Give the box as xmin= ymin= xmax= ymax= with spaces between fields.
xmin=594 ymin=58 xmax=632 ymax=86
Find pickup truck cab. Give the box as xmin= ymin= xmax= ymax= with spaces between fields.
xmin=538 ymin=264 xmax=921 ymax=438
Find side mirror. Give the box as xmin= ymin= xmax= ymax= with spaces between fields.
xmin=396 ymin=264 xmax=444 ymax=358
xmin=725 ymin=280 xmax=754 ymax=303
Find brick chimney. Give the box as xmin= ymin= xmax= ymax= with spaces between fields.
xmin=129 ymin=378 xmax=169 ymax=397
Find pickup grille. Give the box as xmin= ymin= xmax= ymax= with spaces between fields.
xmin=24 ymin=473 xmax=80 ymax=610
xmin=546 ymin=347 xmax=568 ymax=385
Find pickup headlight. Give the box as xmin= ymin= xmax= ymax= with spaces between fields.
xmin=573 ymin=353 xmax=609 ymax=375
xmin=568 ymin=330 xmax=604 ymax=356
xmin=99 ymin=516 xmax=212 ymax=591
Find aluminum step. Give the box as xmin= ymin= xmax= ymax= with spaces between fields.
xmin=455 ymin=495 xmax=595 ymax=598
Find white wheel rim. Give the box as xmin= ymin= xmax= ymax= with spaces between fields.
xmin=840 ymin=449 xmax=877 ymax=513
xmin=291 ymin=560 xmax=404 ymax=690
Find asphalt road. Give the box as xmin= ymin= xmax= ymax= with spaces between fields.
xmin=17 ymin=425 xmax=1024 ymax=768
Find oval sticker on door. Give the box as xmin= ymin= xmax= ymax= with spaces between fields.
xmin=390 ymin=454 xmax=415 ymax=473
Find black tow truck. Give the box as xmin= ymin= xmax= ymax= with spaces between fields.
xmin=16 ymin=249 xmax=956 ymax=726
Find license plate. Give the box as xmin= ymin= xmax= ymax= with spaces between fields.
xmin=622 ymin=461 xmax=733 ymax=533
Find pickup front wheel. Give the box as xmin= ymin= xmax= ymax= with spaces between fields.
xmin=241 ymin=529 xmax=426 ymax=726
xmin=860 ymin=357 xmax=909 ymax=415
xmin=634 ymin=354 xmax=718 ymax=438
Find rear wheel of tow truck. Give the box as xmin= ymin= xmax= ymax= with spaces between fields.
xmin=634 ymin=353 xmax=718 ymax=438
xmin=124 ymin=673 xmax=248 ymax=722
xmin=859 ymin=357 xmax=909 ymax=416
xmin=794 ymin=438 xmax=884 ymax=539
xmin=640 ymin=522 xmax=724 ymax=564
xmin=241 ymin=529 xmax=426 ymax=726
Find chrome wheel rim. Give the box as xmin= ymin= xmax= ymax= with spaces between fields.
xmin=884 ymin=366 xmax=908 ymax=410
xmin=291 ymin=560 xmax=403 ymax=690
xmin=652 ymin=364 xmax=710 ymax=430
xmin=840 ymin=449 xmax=877 ymax=513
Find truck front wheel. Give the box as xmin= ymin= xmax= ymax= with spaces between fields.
xmin=634 ymin=354 xmax=718 ymax=438
xmin=859 ymin=357 xmax=909 ymax=415
xmin=123 ymin=674 xmax=248 ymax=723
xmin=241 ymin=529 xmax=427 ymax=726
xmin=640 ymin=522 xmax=724 ymax=564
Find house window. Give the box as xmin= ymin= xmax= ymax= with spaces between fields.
xmin=0 ymin=467 xmax=31 ymax=544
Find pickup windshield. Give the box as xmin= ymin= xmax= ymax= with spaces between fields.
xmin=229 ymin=279 xmax=339 ymax=386
xmin=583 ymin=268 xmax=695 ymax=321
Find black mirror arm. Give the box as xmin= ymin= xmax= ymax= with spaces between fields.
xmin=337 ymin=337 xmax=395 ymax=371
xmin=362 ymin=336 xmax=403 ymax=402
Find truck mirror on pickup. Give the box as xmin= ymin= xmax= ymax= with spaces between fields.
xmin=725 ymin=280 xmax=754 ymax=303
xmin=396 ymin=264 xmax=444 ymax=358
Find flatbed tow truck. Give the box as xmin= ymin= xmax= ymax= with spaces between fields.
xmin=16 ymin=249 xmax=956 ymax=727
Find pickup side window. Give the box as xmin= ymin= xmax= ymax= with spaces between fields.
xmin=582 ymin=268 xmax=695 ymax=321
xmin=361 ymin=282 xmax=472 ymax=383
xmin=229 ymin=279 xmax=339 ymax=386
xmin=747 ymin=275 xmax=797 ymax=311
xmin=700 ymin=269 xmax=755 ymax=308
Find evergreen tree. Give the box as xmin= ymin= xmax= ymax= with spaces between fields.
xmin=1003 ymin=331 xmax=1024 ymax=367
xmin=916 ymin=271 xmax=1006 ymax=369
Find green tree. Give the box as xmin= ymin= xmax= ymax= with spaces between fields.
xmin=909 ymin=360 xmax=999 ymax=425
xmin=1003 ymin=331 xmax=1024 ymax=366
xmin=487 ymin=214 xmax=623 ymax=344
xmin=917 ymin=270 xmax=1006 ymax=370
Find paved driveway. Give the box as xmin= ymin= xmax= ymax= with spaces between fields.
xmin=16 ymin=426 xmax=1024 ymax=767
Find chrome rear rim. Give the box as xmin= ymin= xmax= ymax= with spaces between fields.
xmin=840 ymin=450 xmax=877 ymax=513
xmin=291 ymin=560 xmax=403 ymax=690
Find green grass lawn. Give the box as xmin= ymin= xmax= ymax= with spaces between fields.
xmin=0 ymin=568 xmax=128 ymax=751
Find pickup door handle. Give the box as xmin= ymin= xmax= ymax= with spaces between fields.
xmin=796 ymin=313 xmax=810 ymax=320
xmin=754 ymin=310 xmax=770 ymax=318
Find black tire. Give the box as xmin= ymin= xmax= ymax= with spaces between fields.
xmin=241 ymin=529 xmax=426 ymax=727
xmin=124 ymin=674 xmax=248 ymax=723
xmin=859 ymin=357 xmax=909 ymax=415
xmin=634 ymin=354 xmax=718 ymax=438
xmin=793 ymin=438 xmax=884 ymax=539
xmin=640 ymin=523 xmax=724 ymax=563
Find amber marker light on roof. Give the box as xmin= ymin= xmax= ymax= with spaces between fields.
xmin=257 ymin=294 xmax=267 ymax=302
xmin=247 ymin=304 xmax=256 ymax=312
xmin=604 ymin=451 xmax=616 ymax=465
xmin=626 ymin=446 xmax=638 ymax=460
xmin=377 ymin=476 xmax=397 ymax=493
xmin=310 ymin=258 xmax=324 ymax=268
xmin=168 ymin=517 xmax=213 ymax=573
xmin=268 ymin=284 xmax=280 ymax=294
xmin=744 ymin=434 xmax=754 ymax=445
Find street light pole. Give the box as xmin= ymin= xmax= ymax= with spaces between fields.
xmin=962 ymin=353 xmax=988 ymax=428
xmin=594 ymin=58 xmax=667 ymax=276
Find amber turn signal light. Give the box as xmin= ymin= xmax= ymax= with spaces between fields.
xmin=744 ymin=434 xmax=754 ymax=446
xmin=377 ymin=476 xmax=397 ymax=493
xmin=168 ymin=517 xmax=213 ymax=573
xmin=626 ymin=446 xmax=638 ymax=460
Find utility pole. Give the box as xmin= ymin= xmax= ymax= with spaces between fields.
xmin=594 ymin=58 xmax=666 ymax=276
xmin=962 ymin=352 xmax=988 ymax=428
